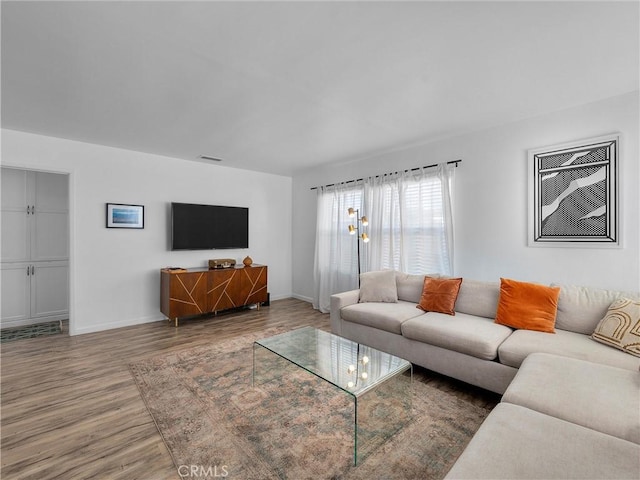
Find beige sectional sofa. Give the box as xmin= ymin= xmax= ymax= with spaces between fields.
xmin=330 ymin=272 xmax=639 ymax=394
xmin=446 ymin=353 xmax=640 ymax=479
xmin=330 ymin=271 xmax=640 ymax=479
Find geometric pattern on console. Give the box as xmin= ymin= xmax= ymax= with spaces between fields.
xmin=208 ymin=269 xmax=239 ymax=311
xmin=173 ymin=272 xmax=207 ymax=315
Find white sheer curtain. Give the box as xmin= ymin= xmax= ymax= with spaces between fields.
xmin=313 ymin=184 xmax=364 ymax=313
xmin=313 ymin=163 xmax=455 ymax=312
xmin=366 ymin=164 xmax=455 ymax=275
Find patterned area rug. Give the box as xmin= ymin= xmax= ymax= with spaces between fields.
xmin=0 ymin=321 xmax=63 ymax=343
xmin=130 ymin=328 xmax=492 ymax=479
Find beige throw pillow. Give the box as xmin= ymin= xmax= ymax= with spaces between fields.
xmin=359 ymin=270 xmax=398 ymax=303
xmin=592 ymin=298 xmax=640 ymax=357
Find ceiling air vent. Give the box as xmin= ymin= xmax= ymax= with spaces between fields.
xmin=198 ymin=155 xmax=222 ymax=162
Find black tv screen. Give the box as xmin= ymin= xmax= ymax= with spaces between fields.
xmin=171 ymin=203 xmax=249 ymax=250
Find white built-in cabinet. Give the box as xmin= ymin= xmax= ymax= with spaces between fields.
xmin=1 ymin=167 xmax=69 ymax=327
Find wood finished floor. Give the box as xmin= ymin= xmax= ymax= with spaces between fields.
xmin=1 ymin=298 xmax=500 ymax=480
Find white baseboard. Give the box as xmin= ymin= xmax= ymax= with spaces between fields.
xmin=291 ymin=293 xmax=313 ymax=303
xmin=71 ymin=314 xmax=165 ymax=336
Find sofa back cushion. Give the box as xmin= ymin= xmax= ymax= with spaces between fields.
xmin=552 ymin=284 xmax=640 ymax=335
xmin=395 ymin=272 xmax=432 ymax=303
xmin=455 ymin=279 xmax=501 ymax=319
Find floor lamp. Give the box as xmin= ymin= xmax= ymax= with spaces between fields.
xmin=347 ymin=208 xmax=370 ymax=287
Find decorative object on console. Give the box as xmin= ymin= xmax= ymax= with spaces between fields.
xmin=106 ymin=203 xmax=144 ymax=229
xmin=347 ymin=207 xmax=370 ymax=286
xmin=209 ymin=258 xmax=236 ymax=269
xmin=528 ymin=133 xmax=619 ymax=247
xmin=592 ymin=298 xmax=640 ymax=357
xmin=166 ymin=267 xmax=187 ymax=274
xmin=243 ymin=256 xmax=253 ymax=267
xmin=417 ymin=276 xmax=463 ymax=315
xmin=494 ymin=278 xmax=560 ymax=333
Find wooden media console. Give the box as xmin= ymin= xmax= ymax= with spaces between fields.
xmin=160 ymin=265 xmax=268 ymax=326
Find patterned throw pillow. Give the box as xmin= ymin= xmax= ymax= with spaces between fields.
xmin=592 ymin=298 xmax=640 ymax=357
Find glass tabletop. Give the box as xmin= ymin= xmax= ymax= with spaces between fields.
xmin=253 ymin=326 xmax=411 ymax=397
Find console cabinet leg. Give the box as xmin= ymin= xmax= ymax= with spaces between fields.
xmin=174 ymin=318 xmax=179 ymax=328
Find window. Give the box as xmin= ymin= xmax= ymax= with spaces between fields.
xmin=313 ymin=164 xmax=455 ymax=313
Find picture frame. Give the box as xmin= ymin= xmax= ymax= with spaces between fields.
xmin=528 ymin=134 xmax=619 ymax=248
xmin=106 ymin=203 xmax=145 ymax=229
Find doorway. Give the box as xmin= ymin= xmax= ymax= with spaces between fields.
xmin=1 ymin=167 xmax=70 ymax=338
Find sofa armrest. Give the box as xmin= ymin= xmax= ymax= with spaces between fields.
xmin=330 ymin=290 xmax=360 ymax=336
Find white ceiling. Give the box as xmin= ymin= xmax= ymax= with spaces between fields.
xmin=2 ymin=1 xmax=638 ymax=176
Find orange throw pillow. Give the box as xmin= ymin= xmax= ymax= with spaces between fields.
xmin=417 ymin=276 xmax=463 ymax=315
xmin=494 ymin=278 xmax=560 ymax=333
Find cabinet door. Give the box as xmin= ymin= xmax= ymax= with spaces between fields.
xmin=207 ymin=269 xmax=242 ymax=312
xmin=31 ymin=261 xmax=69 ymax=319
xmin=1 ymin=168 xmax=30 ymax=262
xmin=241 ymin=266 xmax=268 ymax=305
xmin=166 ymin=271 xmax=207 ymax=319
xmin=32 ymin=172 xmax=69 ymax=261
xmin=0 ymin=263 xmax=31 ymax=326
xmin=1 ymin=168 xmax=69 ymax=263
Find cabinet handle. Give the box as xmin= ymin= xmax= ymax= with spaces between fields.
xmin=27 ymin=266 xmax=30 ymax=276
xmin=31 ymin=265 xmax=35 ymax=275
xmin=27 ymin=205 xmax=31 ymax=215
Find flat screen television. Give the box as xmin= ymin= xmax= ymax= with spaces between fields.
xmin=171 ymin=202 xmax=249 ymax=250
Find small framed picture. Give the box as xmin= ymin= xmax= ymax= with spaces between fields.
xmin=106 ymin=203 xmax=144 ymax=229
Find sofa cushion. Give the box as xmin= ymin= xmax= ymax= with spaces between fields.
xmin=395 ymin=272 xmax=429 ymax=303
xmin=444 ymin=403 xmax=640 ymax=480
xmin=592 ymin=298 xmax=640 ymax=357
xmin=401 ymin=312 xmax=513 ymax=360
xmin=553 ymin=284 xmax=640 ymax=335
xmin=341 ymin=300 xmax=424 ymax=334
xmin=417 ymin=276 xmax=462 ymax=315
xmin=503 ymin=353 xmax=640 ymax=444
xmin=494 ymin=278 xmax=560 ymax=333
xmin=455 ymin=279 xmax=500 ymax=319
xmin=359 ymin=270 xmax=397 ymax=303
xmin=498 ymin=328 xmax=640 ymax=371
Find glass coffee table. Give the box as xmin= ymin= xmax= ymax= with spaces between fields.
xmin=252 ymin=327 xmax=412 ymax=465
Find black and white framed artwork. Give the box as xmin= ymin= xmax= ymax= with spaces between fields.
xmin=528 ymin=134 xmax=619 ymax=247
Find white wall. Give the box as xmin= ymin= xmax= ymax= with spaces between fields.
xmin=1 ymin=129 xmax=293 ymax=335
xmin=292 ymin=91 xmax=640 ymax=301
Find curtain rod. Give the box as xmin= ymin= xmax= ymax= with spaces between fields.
xmin=309 ymin=159 xmax=462 ymax=190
